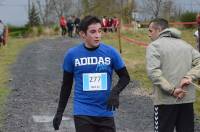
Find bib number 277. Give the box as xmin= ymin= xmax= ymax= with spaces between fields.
xmin=83 ymin=73 xmax=107 ymax=91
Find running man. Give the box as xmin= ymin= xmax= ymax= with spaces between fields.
xmin=53 ymin=15 xmax=130 ymax=132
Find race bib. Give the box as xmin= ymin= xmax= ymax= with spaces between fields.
xmin=83 ymin=73 xmax=107 ymax=91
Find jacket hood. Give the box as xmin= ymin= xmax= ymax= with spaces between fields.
xmin=159 ymin=28 xmax=181 ymax=39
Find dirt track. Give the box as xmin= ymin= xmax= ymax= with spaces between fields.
xmin=1 ymin=37 xmax=200 ymax=132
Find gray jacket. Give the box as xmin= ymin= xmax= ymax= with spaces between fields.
xmin=146 ymin=28 xmax=200 ymax=105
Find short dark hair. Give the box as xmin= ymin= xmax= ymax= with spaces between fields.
xmin=79 ymin=16 xmax=101 ymax=33
xmin=149 ymin=18 xmax=169 ymax=30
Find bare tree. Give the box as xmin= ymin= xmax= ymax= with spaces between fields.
xmin=142 ymin=0 xmax=163 ymax=18
xmin=137 ymin=0 xmax=175 ymax=20
xmin=123 ymin=0 xmax=136 ymax=23
xmin=161 ymin=0 xmax=174 ymax=20
xmin=172 ymin=5 xmax=184 ymax=20
xmin=51 ymin=0 xmax=72 ymax=18
xmin=73 ymin=0 xmax=83 ymax=17
xmin=91 ymin=0 xmax=119 ymax=16
xmin=34 ymin=0 xmax=73 ymax=25
xmin=36 ymin=0 xmax=49 ymax=25
xmin=81 ymin=0 xmax=136 ymax=17
xmin=80 ymin=0 xmax=91 ymax=15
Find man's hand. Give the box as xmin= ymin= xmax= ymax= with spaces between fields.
xmin=172 ymin=88 xmax=187 ymax=100
xmin=53 ymin=113 xmax=63 ymax=130
xmin=179 ymin=76 xmax=192 ymax=88
xmin=107 ymin=91 xmax=119 ymax=111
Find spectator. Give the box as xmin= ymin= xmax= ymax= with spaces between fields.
xmin=74 ymin=16 xmax=80 ymax=38
xmin=101 ymin=16 xmax=108 ymax=32
xmin=59 ymin=16 xmax=67 ymax=36
xmin=0 ymin=20 xmax=6 ymax=47
xmin=67 ymin=16 xmax=74 ymax=38
xmin=113 ymin=17 xmax=119 ymax=32
xmin=146 ymin=18 xmax=200 ymax=132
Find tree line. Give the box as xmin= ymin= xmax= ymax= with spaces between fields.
xmin=28 ymin=0 xmax=197 ymax=27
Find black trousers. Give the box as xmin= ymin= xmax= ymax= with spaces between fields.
xmin=154 ymin=103 xmax=194 ymax=132
xmin=74 ymin=115 xmax=116 ymax=132
xmin=61 ymin=26 xmax=67 ymax=36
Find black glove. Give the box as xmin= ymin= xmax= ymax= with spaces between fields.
xmin=107 ymin=67 xmax=130 ymax=111
xmin=53 ymin=113 xmax=63 ymax=130
xmin=53 ymin=71 xmax=73 ymax=130
xmin=107 ymin=91 xmax=119 ymax=111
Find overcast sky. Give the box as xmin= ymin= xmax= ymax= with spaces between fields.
xmin=0 ymin=0 xmax=28 ymax=26
xmin=0 ymin=0 xmax=200 ymax=26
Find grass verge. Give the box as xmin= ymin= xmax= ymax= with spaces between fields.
xmin=102 ymin=31 xmax=152 ymax=91
xmin=0 ymin=37 xmax=38 ymax=128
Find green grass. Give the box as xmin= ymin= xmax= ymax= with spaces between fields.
xmin=102 ymin=31 xmax=152 ymax=91
xmin=102 ymin=28 xmax=200 ymax=114
xmin=0 ymin=37 xmax=37 ymax=128
xmin=8 ymin=26 xmax=28 ymax=37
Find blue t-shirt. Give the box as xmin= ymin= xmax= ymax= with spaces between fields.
xmin=63 ymin=43 xmax=125 ymax=117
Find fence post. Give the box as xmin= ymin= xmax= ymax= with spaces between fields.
xmin=118 ymin=19 xmax=122 ymax=54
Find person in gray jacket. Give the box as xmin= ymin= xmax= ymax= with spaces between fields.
xmin=194 ymin=30 xmax=199 ymax=50
xmin=146 ymin=18 xmax=200 ymax=132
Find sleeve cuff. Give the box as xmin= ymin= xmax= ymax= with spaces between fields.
xmin=170 ymin=87 xmax=176 ymax=96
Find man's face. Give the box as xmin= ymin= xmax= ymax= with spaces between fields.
xmin=148 ymin=23 xmax=161 ymax=41
xmin=81 ymin=23 xmax=102 ymax=48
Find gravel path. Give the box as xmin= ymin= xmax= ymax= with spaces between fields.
xmin=1 ymin=37 xmax=200 ymax=132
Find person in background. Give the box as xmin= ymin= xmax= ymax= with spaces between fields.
xmin=59 ymin=16 xmax=67 ymax=36
xmin=67 ymin=16 xmax=74 ymax=38
xmin=107 ymin=17 xmax=113 ymax=32
xmin=101 ymin=16 xmax=108 ymax=33
xmin=146 ymin=18 xmax=200 ymax=132
xmin=0 ymin=20 xmax=6 ymax=47
xmin=112 ymin=17 xmax=119 ymax=32
xmin=74 ymin=16 xmax=81 ymax=38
